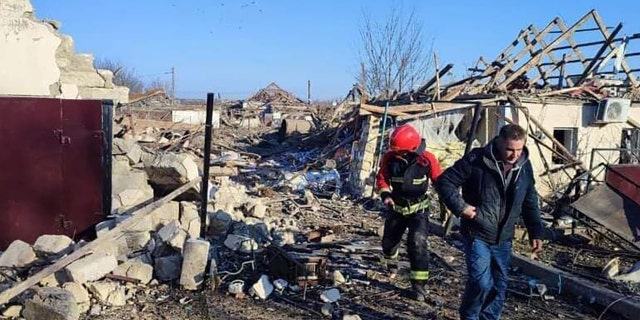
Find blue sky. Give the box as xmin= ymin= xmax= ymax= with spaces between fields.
xmin=30 ymin=0 xmax=640 ymax=101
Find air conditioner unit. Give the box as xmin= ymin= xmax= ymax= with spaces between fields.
xmin=594 ymin=98 xmax=631 ymax=123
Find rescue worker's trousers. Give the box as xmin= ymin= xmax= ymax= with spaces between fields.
xmin=381 ymin=209 xmax=430 ymax=280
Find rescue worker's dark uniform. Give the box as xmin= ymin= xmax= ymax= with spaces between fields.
xmin=375 ymin=124 xmax=442 ymax=301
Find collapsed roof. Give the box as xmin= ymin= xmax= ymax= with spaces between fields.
xmin=401 ymin=10 xmax=640 ymax=103
xmin=247 ymin=82 xmax=304 ymax=106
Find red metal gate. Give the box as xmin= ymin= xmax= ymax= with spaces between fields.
xmin=0 ymin=98 xmax=111 ymax=249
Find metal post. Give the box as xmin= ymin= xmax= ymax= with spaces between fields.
xmin=370 ymin=101 xmax=390 ymax=197
xmin=171 ymin=67 xmax=176 ymax=105
xmin=307 ymin=80 xmax=311 ymax=105
xmin=200 ymin=93 xmax=214 ymax=238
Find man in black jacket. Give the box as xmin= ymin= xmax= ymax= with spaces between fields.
xmin=436 ymin=124 xmax=544 ymax=320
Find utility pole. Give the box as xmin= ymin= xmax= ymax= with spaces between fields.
xmin=171 ymin=67 xmax=175 ymax=105
xmin=307 ymin=80 xmax=311 ymax=105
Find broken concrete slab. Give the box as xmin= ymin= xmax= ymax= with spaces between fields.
xmin=150 ymin=201 xmax=180 ymax=230
xmin=207 ymin=210 xmax=233 ymax=238
xmin=0 ymin=240 xmax=37 ymax=268
xmin=33 ymin=235 xmax=74 ymax=257
xmin=62 ymin=282 xmax=90 ymax=313
xmin=180 ymin=202 xmax=201 ymax=239
xmin=123 ymin=231 xmax=151 ymax=252
xmin=249 ymin=275 xmax=273 ymax=300
xmin=144 ymin=152 xmax=199 ymax=193
xmin=2 ymin=305 xmax=22 ymax=318
xmin=113 ymin=260 xmax=153 ymax=284
xmin=40 ymin=270 xmax=69 ymax=287
xmin=86 ymin=281 xmax=126 ymax=306
xmin=112 ymin=138 xmax=142 ymax=165
xmin=157 ymin=220 xmax=187 ymax=252
xmin=224 ymin=234 xmax=259 ymax=253
xmin=64 ymin=252 xmax=118 ymax=284
xmin=154 ymin=255 xmax=182 ymax=282
xmin=179 ymin=239 xmax=210 ymax=290
xmin=247 ymin=199 xmax=267 ymax=219
xmin=111 ymin=170 xmax=154 ymax=214
xmin=23 ymin=287 xmax=79 ymax=320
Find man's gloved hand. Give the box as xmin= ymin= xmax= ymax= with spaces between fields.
xmin=381 ymin=191 xmax=395 ymax=207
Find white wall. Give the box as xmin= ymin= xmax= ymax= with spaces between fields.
xmin=0 ymin=0 xmax=129 ymax=103
xmin=0 ymin=0 xmax=60 ymax=95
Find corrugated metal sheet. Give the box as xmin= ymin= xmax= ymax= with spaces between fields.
xmin=0 ymin=98 xmax=110 ymax=249
xmin=606 ymin=165 xmax=640 ymax=207
xmin=571 ymin=184 xmax=640 ymax=249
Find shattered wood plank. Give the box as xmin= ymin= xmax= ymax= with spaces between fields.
xmin=0 ymin=178 xmax=202 ymax=305
xmin=359 ymin=104 xmax=410 ymax=117
xmin=497 ymin=12 xmax=595 ymax=91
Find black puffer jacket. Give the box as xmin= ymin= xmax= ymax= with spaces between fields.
xmin=435 ymin=139 xmax=543 ymax=244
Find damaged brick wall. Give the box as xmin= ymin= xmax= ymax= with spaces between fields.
xmin=0 ymin=0 xmax=129 ymax=103
xmin=348 ymin=115 xmax=380 ymax=197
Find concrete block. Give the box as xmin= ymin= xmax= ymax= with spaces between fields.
xmin=87 ymin=282 xmax=126 ymax=306
xmin=23 ymin=287 xmax=79 ymax=320
xmin=151 ymin=201 xmax=180 ymax=230
xmin=113 ymin=138 xmax=143 ymax=165
xmin=111 ymin=170 xmax=153 ymax=214
xmin=154 ymin=255 xmax=182 ymax=282
xmin=248 ymin=200 xmax=267 ymax=219
xmin=113 ymin=260 xmax=153 ymax=284
xmin=179 ymin=239 xmax=210 ymax=290
xmin=62 ymin=282 xmax=90 ymax=313
xmin=77 ymin=86 xmax=129 ymax=105
xmin=40 ymin=270 xmax=69 ymax=287
xmin=249 ymin=275 xmax=273 ymax=300
xmin=144 ymin=152 xmax=199 ymax=189
xmin=2 ymin=305 xmax=22 ymax=318
xmin=207 ymin=210 xmax=233 ymax=238
xmin=33 ymin=234 xmax=73 ymax=256
xmin=180 ymin=202 xmax=201 ymax=239
xmin=224 ymin=234 xmax=258 ymax=253
xmin=157 ymin=220 xmax=187 ymax=252
xmin=60 ymin=70 xmax=106 ymax=88
xmin=0 ymin=240 xmax=37 ymax=267
xmin=64 ymin=252 xmax=118 ymax=284
xmin=123 ymin=231 xmax=151 ymax=252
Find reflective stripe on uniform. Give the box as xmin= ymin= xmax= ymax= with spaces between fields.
xmin=412 ymin=176 xmax=427 ymax=184
xmin=390 ymin=177 xmax=405 ymax=183
xmin=392 ymin=198 xmax=430 ymax=215
xmin=410 ymin=270 xmax=429 ymax=280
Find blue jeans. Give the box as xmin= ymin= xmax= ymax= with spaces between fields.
xmin=459 ymin=236 xmax=512 ymax=320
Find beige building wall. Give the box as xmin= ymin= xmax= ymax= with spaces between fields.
xmin=0 ymin=0 xmax=128 ymax=103
xmin=493 ymin=98 xmax=640 ymax=196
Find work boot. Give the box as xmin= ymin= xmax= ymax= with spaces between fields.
xmin=411 ymin=280 xmax=428 ymax=302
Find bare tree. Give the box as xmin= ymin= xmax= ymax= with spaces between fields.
xmin=358 ymin=6 xmax=433 ymax=99
xmin=94 ymin=58 xmax=145 ymax=94
xmin=145 ymin=77 xmax=171 ymax=94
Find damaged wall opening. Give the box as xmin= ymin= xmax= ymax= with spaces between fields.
xmin=552 ymin=127 xmax=578 ymax=165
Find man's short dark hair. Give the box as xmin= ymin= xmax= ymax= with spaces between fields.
xmin=498 ymin=124 xmax=526 ymax=141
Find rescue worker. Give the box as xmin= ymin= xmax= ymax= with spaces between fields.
xmin=376 ymin=124 xmax=442 ymax=301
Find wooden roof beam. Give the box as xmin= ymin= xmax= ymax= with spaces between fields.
xmin=592 ymin=10 xmax=638 ymax=86
xmin=497 ymin=10 xmax=596 ymax=91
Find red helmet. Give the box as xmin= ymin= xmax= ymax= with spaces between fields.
xmin=389 ymin=124 xmax=421 ymax=152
